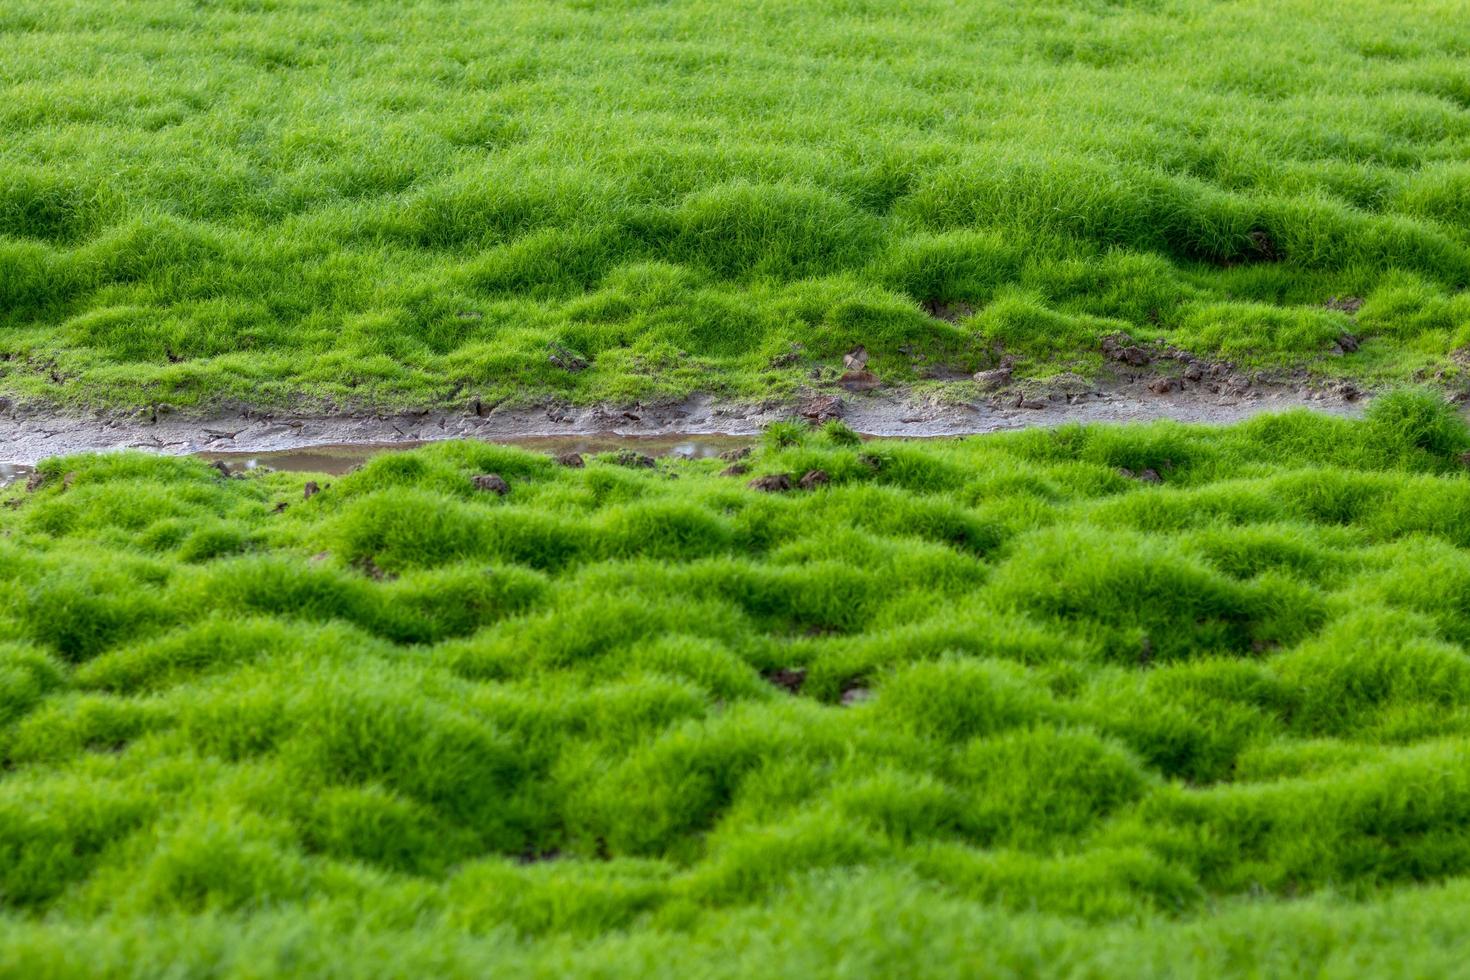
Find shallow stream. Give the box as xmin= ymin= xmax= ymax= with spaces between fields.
xmin=1 ymin=434 xmax=752 ymax=487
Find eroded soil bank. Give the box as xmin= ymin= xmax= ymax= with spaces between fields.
xmin=0 ymin=378 xmax=1367 ymax=472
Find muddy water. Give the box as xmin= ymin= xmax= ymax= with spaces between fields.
xmin=2 ymin=435 xmax=751 ymax=487
xmin=0 ymin=461 xmax=32 ymax=487
xmin=196 ymin=434 xmax=751 ymax=476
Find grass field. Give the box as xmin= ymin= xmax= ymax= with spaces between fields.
xmin=5 ymin=391 xmax=1470 ymax=975
xmin=3 ymin=0 xmax=1470 ymax=410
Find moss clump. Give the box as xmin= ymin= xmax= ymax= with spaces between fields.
xmin=5 ymin=403 xmax=1470 ymax=972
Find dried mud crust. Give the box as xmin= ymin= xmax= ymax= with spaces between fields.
xmin=0 ymin=375 xmax=1369 ymax=466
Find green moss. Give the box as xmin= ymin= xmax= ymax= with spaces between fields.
xmin=3 ymin=1 xmax=1470 ymax=409
xmin=10 ymin=405 xmax=1470 ymax=968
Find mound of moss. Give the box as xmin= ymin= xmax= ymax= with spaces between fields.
xmin=3 ymin=1 xmax=1470 ymax=409
xmin=3 ymin=393 xmax=1470 ymax=975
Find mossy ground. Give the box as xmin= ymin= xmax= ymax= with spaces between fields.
xmin=3 ymin=0 xmax=1470 ymax=410
xmin=4 ymin=392 xmax=1470 ymax=975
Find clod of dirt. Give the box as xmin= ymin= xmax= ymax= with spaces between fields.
xmin=839 ymin=370 xmax=881 ymax=392
xmin=1101 ymin=334 xmax=1153 ymax=367
xmin=1327 ymin=296 xmax=1364 ymax=316
xmin=973 ymin=367 xmax=1012 ymax=391
xmin=1015 ymin=397 xmax=1046 ymax=410
xmin=554 ymin=451 xmax=585 ymax=468
xmin=209 ymin=460 xmax=232 ymax=478
xmin=547 ymin=342 xmax=589 ymax=372
xmin=1248 ymin=228 xmax=1280 ymax=261
xmin=719 ymin=447 xmax=752 ymax=462
xmin=1149 ymin=377 xmax=1183 ymax=395
xmin=1336 ymin=333 xmax=1361 ymax=354
xmin=922 ymin=299 xmax=976 ymax=323
xmin=748 ymin=473 xmax=792 ymax=492
xmin=272 ymin=501 xmax=289 ymax=514
xmin=798 ymin=469 xmax=830 ymax=490
xmin=1118 ymin=467 xmax=1163 ymax=484
xmin=858 ymin=453 xmax=882 ymax=471
xmin=765 ymin=667 xmax=806 ymax=694
xmin=612 ymin=450 xmax=656 ymax=469
xmin=799 ymin=394 xmax=843 ymax=423
xmin=472 ymin=473 xmax=510 ymax=495
xmin=353 ymin=555 xmax=395 ymax=581
xmin=516 ymin=847 xmax=562 ymax=866
xmin=721 ymin=463 xmax=750 ymax=477
xmin=843 ymin=346 xmax=869 ymax=372
xmin=1182 ymin=362 xmax=1205 ymax=382
xmin=768 ymin=344 xmax=804 ymax=368
xmin=841 ymin=685 xmax=874 ymax=707
xmin=25 ymin=471 xmax=45 ymax=492
xmin=303 ymin=481 xmax=321 ymax=500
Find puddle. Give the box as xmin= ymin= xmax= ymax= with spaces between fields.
xmin=1 ymin=462 xmax=34 ymax=487
xmin=198 ymin=434 xmax=752 ymax=476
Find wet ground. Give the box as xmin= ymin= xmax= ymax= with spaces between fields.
xmin=198 ymin=434 xmax=751 ymax=477
xmin=0 ymin=435 xmax=755 ymax=486
xmin=0 ymin=381 xmax=1371 ymax=474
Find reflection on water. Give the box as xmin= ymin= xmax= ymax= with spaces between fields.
xmin=0 ymin=462 xmax=34 ymax=487
xmin=199 ymin=434 xmax=752 ymax=476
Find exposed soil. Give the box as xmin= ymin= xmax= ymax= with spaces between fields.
xmin=0 ymin=377 xmax=1370 ymax=474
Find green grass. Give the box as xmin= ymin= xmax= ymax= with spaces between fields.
xmin=3 ymin=0 xmax=1470 ymax=409
xmin=5 ymin=392 xmax=1470 ymax=974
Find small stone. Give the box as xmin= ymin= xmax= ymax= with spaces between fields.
xmin=1149 ymin=377 xmax=1182 ymax=395
xmin=554 ymin=452 xmax=585 ymax=468
xmin=472 ymin=473 xmax=510 ymax=495
xmin=841 ymin=686 xmax=874 ymax=707
xmin=1102 ymin=334 xmax=1153 ymax=366
xmin=842 ymin=346 xmax=869 ymax=371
